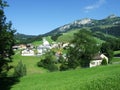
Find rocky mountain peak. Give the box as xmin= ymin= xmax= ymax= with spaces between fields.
xmin=73 ymin=18 xmax=91 ymax=25
xmin=44 ymin=14 xmax=120 ymax=36
xmin=106 ymin=14 xmax=117 ymax=19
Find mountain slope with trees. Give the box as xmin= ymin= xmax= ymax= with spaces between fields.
xmin=44 ymin=14 xmax=120 ymax=36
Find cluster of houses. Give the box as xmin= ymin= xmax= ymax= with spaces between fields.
xmin=13 ymin=38 xmax=63 ymax=56
xmin=13 ymin=38 xmax=108 ymax=68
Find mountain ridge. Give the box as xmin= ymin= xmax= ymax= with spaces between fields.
xmin=44 ymin=15 xmax=120 ymax=36
xmin=15 ymin=15 xmax=120 ymax=44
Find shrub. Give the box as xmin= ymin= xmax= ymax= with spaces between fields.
xmin=58 ymin=55 xmax=66 ymax=63
xmin=38 ymin=58 xmax=58 ymax=72
xmin=60 ymin=63 xmax=69 ymax=71
xmin=101 ymin=58 xmax=108 ymax=65
xmin=38 ymin=51 xmax=58 ymax=72
xmin=13 ymin=60 xmax=27 ymax=77
xmin=47 ymin=64 xmax=58 ymax=72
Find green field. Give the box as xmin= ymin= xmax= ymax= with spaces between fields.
xmin=114 ymin=50 xmax=120 ymax=55
xmin=112 ymin=50 xmax=120 ymax=63
xmin=112 ymin=57 xmax=120 ymax=63
xmin=11 ymin=64 xmax=120 ymax=90
xmin=8 ymin=52 xmax=48 ymax=76
xmin=32 ymin=36 xmax=53 ymax=46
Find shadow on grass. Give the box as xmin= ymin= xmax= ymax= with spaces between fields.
xmin=0 ymin=77 xmax=20 ymax=90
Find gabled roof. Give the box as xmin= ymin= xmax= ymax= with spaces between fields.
xmin=92 ymin=54 xmax=102 ymax=60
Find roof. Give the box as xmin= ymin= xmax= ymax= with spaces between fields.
xmin=92 ymin=54 xmax=102 ymax=60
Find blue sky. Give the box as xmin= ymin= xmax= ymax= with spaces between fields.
xmin=5 ymin=0 xmax=120 ymax=35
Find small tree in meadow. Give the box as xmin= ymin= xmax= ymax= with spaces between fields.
xmin=14 ymin=60 xmax=27 ymax=77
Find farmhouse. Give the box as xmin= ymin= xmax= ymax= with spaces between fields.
xmin=90 ymin=54 xmax=108 ymax=68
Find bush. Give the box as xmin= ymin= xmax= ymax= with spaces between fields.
xmin=101 ymin=58 xmax=108 ymax=65
xmin=47 ymin=64 xmax=58 ymax=72
xmin=60 ymin=63 xmax=69 ymax=71
xmin=38 ymin=59 xmax=58 ymax=72
xmin=38 ymin=51 xmax=58 ymax=72
xmin=58 ymin=55 xmax=66 ymax=63
xmin=13 ymin=60 xmax=27 ymax=77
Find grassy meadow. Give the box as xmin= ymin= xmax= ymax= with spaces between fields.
xmin=8 ymin=51 xmax=48 ymax=76
xmin=112 ymin=57 xmax=120 ymax=63
xmin=114 ymin=50 xmax=120 ymax=55
xmin=11 ymin=64 xmax=120 ymax=90
xmin=113 ymin=50 xmax=120 ymax=63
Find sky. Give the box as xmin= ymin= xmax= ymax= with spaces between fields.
xmin=4 ymin=0 xmax=120 ymax=35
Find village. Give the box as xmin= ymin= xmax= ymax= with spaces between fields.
xmin=13 ymin=38 xmax=68 ymax=56
xmin=12 ymin=38 xmax=108 ymax=68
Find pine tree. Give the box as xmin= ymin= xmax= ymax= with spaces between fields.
xmin=14 ymin=60 xmax=27 ymax=77
xmin=0 ymin=0 xmax=15 ymax=74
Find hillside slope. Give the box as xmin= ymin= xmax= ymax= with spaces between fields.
xmin=11 ymin=64 xmax=120 ymax=90
xmin=56 ymin=29 xmax=104 ymax=43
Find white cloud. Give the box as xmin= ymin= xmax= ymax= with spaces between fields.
xmin=84 ymin=0 xmax=106 ymax=12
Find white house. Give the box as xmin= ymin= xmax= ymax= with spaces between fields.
xmin=37 ymin=38 xmax=52 ymax=55
xmin=43 ymin=38 xmax=50 ymax=46
xmin=21 ymin=49 xmax=35 ymax=56
xmin=89 ymin=54 xmax=108 ymax=68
